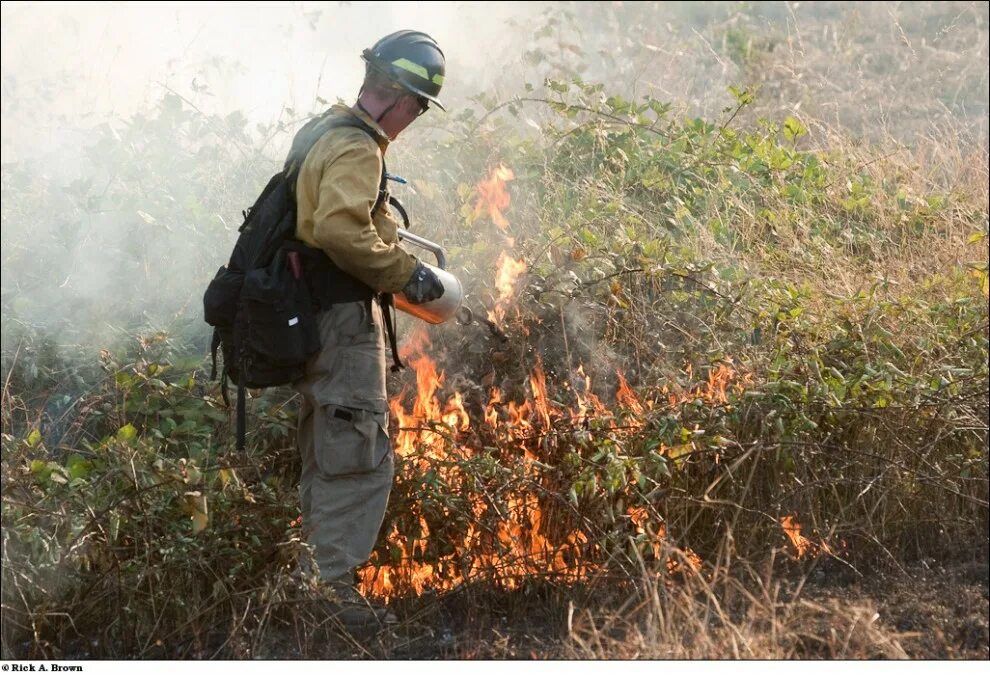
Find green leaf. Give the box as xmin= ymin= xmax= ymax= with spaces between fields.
xmin=66 ymin=454 xmax=92 ymax=481
xmin=728 ymin=85 xmax=753 ymax=105
xmin=783 ymin=116 xmax=806 ymax=142
xmin=117 ymin=423 xmax=138 ymax=442
xmin=160 ymin=417 xmax=178 ymax=437
xmin=26 ymin=429 xmax=42 ymax=448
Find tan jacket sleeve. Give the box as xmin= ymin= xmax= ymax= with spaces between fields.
xmin=300 ymin=128 xmax=417 ymax=293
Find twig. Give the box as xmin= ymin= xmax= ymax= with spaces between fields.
xmin=472 ymin=97 xmax=671 ymax=139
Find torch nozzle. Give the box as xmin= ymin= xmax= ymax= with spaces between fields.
xmin=455 ymin=305 xmax=508 ymax=341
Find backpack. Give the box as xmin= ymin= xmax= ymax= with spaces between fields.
xmin=203 ymin=110 xmax=388 ymax=452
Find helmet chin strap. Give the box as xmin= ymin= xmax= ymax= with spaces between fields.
xmin=357 ymin=93 xmax=402 ymax=125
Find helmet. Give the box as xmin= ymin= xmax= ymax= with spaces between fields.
xmin=362 ymin=30 xmax=446 ymax=111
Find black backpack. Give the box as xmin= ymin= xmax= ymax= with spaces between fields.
xmin=203 ymin=111 xmax=387 ymax=452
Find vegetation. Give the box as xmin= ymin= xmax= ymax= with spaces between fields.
xmin=2 ymin=0 xmax=987 ymax=660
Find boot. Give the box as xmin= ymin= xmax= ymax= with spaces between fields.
xmin=318 ymin=580 xmax=397 ymax=633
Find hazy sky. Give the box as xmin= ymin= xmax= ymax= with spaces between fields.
xmin=1 ymin=1 xmax=544 ymax=159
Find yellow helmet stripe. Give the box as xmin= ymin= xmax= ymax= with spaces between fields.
xmin=391 ymin=58 xmax=429 ymax=80
xmin=432 ymin=73 xmax=444 ymax=86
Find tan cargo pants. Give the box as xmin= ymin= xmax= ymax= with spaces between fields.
xmin=294 ymin=298 xmax=393 ymax=584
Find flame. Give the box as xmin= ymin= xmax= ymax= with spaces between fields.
xmin=442 ymin=391 xmax=471 ymax=433
xmin=488 ymin=252 xmax=527 ymax=323
xmin=473 ymin=164 xmax=514 ymax=230
xmin=616 ymin=371 xmax=644 ymax=415
xmin=357 ymin=321 xmax=753 ymax=600
xmin=529 ymin=360 xmax=552 ymax=431
xmin=473 ymin=164 xmax=526 ymax=325
xmin=780 ymin=515 xmax=832 ymax=559
xmin=361 ymin=337 xmax=603 ymax=600
xmin=571 ymin=365 xmax=607 ymax=422
xmin=484 ymin=387 xmax=502 ymax=428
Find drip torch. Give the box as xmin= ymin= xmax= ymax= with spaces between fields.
xmin=384 ymin=173 xmax=462 ymax=324
xmin=387 ymin=175 xmax=505 ymax=338
xmin=394 ymin=226 xmax=464 ymax=324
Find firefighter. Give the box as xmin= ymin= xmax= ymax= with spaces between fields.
xmin=291 ymin=30 xmax=446 ymax=631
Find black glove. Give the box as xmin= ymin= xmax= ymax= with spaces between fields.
xmin=402 ymin=260 xmax=445 ymax=305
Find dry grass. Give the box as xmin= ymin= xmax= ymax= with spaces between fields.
xmin=2 ymin=1 xmax=987 ymax=661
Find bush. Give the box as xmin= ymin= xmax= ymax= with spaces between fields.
xmin=3 ymin=72 xmax=986 ymax=657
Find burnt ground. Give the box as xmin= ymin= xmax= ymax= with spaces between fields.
xmin=242 ymin=553 xmax=989 ymax=660
xmin=41 ymin=554 xmax=987 ymax=660
xmin=799 ymin=556 xmax=989 ymax=660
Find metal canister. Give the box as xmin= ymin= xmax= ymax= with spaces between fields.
xmin=394 ymin=229 xmax=464 ymax=324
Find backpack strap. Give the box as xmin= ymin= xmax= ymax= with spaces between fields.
xmin=209 ymin=329 xmax=221 ymax=380
xmin=235 ymin=378 xmax=246 ymax=453
xmin=380 ymin=293 xmax=404 ymax=372
xmin=284 ymin=110 xmax=389 ymax=214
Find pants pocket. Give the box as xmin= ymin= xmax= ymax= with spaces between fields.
xmin=316 ymin=404 xmax=388 ymax=477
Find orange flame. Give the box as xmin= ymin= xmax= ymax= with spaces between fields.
xmin=361 ymin=335 xmax=607 ymax=599
xmin=571 ymin=364 xmax=607 ymax=422
xmin=473 ymin=164 xmax=514 ymax=230
xmin=484 ymin=387 xmax=502 ymax=429
xmin=616 ymin=371 xmax=644 ymax=415
xmin=358 ymin=329 xmax=753 ymax=600
xmin=489 ymin=252 xmax=527 ymax=323
xmin=780 ymin=514 xmax=832 ymax=559
xmin=529 ymin=360 xmax=552 ymax=431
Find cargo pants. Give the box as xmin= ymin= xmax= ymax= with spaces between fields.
xmin=293 ymin=298 xmax=393 ymax=584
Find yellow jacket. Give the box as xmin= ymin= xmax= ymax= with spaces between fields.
xmin=294 ymin=104 xmax=417 ymax=293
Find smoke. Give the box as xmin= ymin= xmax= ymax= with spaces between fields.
xmin=1 ymin=1 xmax=548 ymax=160
xmin=0 ymin=1 xmax=548 ymax=355
xmin=2 ymin=1 xmax=987 ymax=360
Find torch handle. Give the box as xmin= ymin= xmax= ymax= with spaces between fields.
xmin=397 ymin=228 xmax=447 ymax=270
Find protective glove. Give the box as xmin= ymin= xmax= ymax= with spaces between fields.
xmin=401 ymin=260 xmax=445 ymax=305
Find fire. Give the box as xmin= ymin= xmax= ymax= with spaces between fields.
xmin=572 ymin=365 xmax=607 ymax=422
xmin=484 ymin=387 xmax=502 ymax=429
xmin=354 ymin=245 xmax=753 ymax=600
xmin=616 ymin=370 xmax=644 ymax=415
xmin=442 ymin=391 xmax=471 ymax=433
xmin=780 ymin=515 xmax=832 ymax=559
xmin=357 ymin=351 xmax=750 ymax=601
xmin=472 ymin=164 xmax=527 ymax=325
xmin=362 ymin=339 xmax=606 ymax=599
xmin=529 ymin=360 xmax=553 ymax=431
xmin=473 ymin=164 xmax=514 ymax=230
xmin=488 ymin=252 xmax=527 ymax=323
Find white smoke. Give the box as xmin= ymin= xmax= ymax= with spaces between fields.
xmin=1 ymin=1 xmax=546 ymax=161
